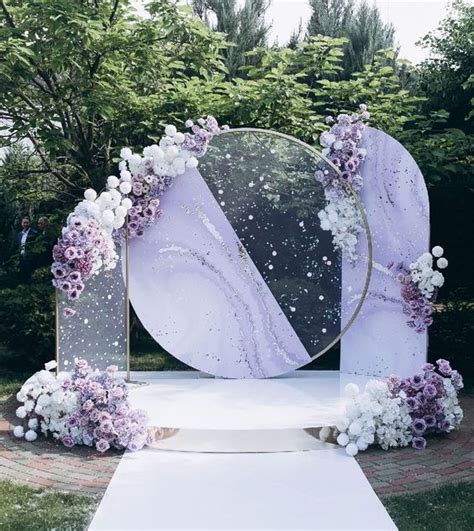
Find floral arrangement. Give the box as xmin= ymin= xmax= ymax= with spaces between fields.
xmin=328 ymin=359 xmax=463 ymax=456
xmin=115 ymin=116 xmax=228 ymax=241
xmin=315 ymin=104 xmax=369 ymax=263
xmin=391 ymin=246 xmax=448 ymax=332
xmin=52 ymin=116 xmax=226 ymax=301
xmin=13 ymin=359 xmax=151 ymax=453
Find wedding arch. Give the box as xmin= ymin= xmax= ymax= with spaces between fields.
xmin=54 ymin=109 xmax=432 ymax=380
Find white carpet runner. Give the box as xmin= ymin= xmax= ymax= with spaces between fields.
xmin=88 ymin=447 xmax=396 ymax=530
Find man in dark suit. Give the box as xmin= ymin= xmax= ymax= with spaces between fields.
xmin=18 ymin=216 xmax=37 ymax=282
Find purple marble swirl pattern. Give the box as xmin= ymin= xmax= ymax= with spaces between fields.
xmin=341 ymin=127 xmax=430 ymax=378
xmin=126 ymin=168 xmax=312 ymax=378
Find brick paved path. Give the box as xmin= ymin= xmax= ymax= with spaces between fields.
xmin=1 ymin=394 xmax=472 ymax=498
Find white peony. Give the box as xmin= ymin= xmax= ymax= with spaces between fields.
xmin=37 ymin=370 xmax=55 ymax=386
xmin=432 ymin=245 xmax=444 ymax=257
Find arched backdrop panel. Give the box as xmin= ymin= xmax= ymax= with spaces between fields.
xmin=341 ymin=127 xmax=430 ymax=377
xmin=57 ymin=248 xmax=127 ymax=372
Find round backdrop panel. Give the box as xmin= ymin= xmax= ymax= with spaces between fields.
xmin=127 ymin=129 xmax=370 ymax=378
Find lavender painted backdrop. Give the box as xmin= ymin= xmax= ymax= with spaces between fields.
xmin=341 ymin=127 xmax=430 ymax=377
xmin=127 ymin=167 xmax=312 ymax=378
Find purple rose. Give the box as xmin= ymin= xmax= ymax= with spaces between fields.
xmin=96 ymin=439 xmax=110 ymax=453
xmin=411 ymin=374 xmax=425 ymax=390
xmin=436 ymin=359 xmax=452 ymax=376
xmin=412 ymin=436 xmax=427 ymax=450
xmin=68 ymin=415 xmax=79 ymax=427
xmin=412 ymin=418 xmax=427 ymax=435
xmin=62 ymin=435 xmax=75 ymax=448
xmin=405 ymin=397 xmax=419 ymax=411
xmin=423 ymin=384 xmax=438 ymax=399
xmin=439 ymin=419 xmax=452 ymax=432
xmin=422 ymin=363 xmax=435 ymax=372
xmin=424 ymin=415 xmax=436 ymax=428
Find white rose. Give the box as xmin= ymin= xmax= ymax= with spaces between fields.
xmin=348 ymin=421 xmax=362 ymax=436
xmin=185 ymin=119 xmax=193 ymax=128
xmin=432 ymin=245 xmax=444 ymax=257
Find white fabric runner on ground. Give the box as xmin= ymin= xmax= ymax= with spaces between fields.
xmin=88 ymin=447 xmax=396 ymax=530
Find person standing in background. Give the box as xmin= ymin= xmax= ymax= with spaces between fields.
xmin=35 ymin=216 xmax=55 ymax=267
xmin=18 ymin=216 xmax=37 ymax=282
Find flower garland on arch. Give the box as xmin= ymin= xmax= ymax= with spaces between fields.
xmin=314 ymin=104 xmax=370 ymax=263
xmin=52 ymin=116 xmax=228 ymax=303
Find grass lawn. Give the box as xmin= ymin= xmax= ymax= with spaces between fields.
xmin=0 ymin=480 xmax=98 ymax=531
xmin=385 ymin=481 xmax=474 ymax=530
xmin=0 ymin=375 xmax=26 ymax=399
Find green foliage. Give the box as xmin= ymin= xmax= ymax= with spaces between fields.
xmin=0 ymin=0 xmax=227 ymax=194
xmin=307 ymin=0 xmax=395 ymax=77
xmin=417 ymin=0 xmax=474 ymax=129
xmin=0 ymin=271 xmax=55 ymax=372
xmin=192 ymin=0 xmax=270 ymax=79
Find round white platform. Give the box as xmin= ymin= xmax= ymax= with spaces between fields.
xmin=128 ymin=370 xmax=370 ymax=431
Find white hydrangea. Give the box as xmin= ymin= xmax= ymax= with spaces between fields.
xmin=334 ymin=379 xmax=412 ymax=456
xmin=13 ymin=361 xmax=80 ymax=442
xmin=409 ymin=245 xmax=448 ymax=298
xmin=317 ymin=195 xmax=362 ymax=263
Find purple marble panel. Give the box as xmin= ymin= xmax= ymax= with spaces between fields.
xmin=127 ymin=168 xmax=312 ymax=378
xmin=341 ymin=127 xmax=430 ymax=378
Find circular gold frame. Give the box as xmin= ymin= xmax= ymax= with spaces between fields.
xmin=217 ymin=127 xmax=373 ymax=363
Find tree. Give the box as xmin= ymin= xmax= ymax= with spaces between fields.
xmin=307 ymin=0 xmax=395 ymax=76
xmin=0 ymin=0 xmax=227 ymax=196
xmin=417 ymin=0 xmax=474 ymax=130
xmin=192 ymin=0 xmax=270 ymax=78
